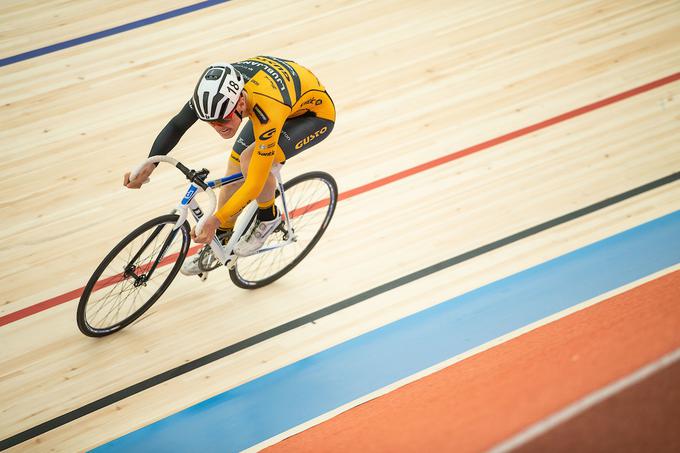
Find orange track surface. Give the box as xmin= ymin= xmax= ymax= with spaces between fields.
xmin=515 ymin=358 xmax=680 ymax=452
xmin=267 ymin=270 xmax=680 ymax=452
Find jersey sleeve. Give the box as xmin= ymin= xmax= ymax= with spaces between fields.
xmin=148 ymin=100 xmax=198 ymax=157
xmin=215 ymin=96 xmax=290 ymax=223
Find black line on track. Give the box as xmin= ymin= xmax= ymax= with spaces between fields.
xmin=2 ymin=171 xmax=678 ymax=450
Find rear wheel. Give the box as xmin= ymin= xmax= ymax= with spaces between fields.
xmin=77 ymin=214 xmax=190 ymax=337
xmin=229 ymin=171 xmax=338 ymax=289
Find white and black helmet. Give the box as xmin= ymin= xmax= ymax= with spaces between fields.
xmin=192 ymin=63 xmax=244 ymax=121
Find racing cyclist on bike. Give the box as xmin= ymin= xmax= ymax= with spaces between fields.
xmin=123 ymin=56 xmax=335 ymax=276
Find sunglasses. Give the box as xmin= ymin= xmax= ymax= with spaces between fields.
xmin=208 ymin=107 xmax=242 ymax=125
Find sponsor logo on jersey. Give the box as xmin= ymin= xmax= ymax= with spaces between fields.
xmin=270 ymin=61 xmax=291 ymax=82
xmin=253 ymin=104 xmax=269 ymax=124
xmin=301 ymin=97 xmax=323 ymax=107
xmin=257 ymin=150 xmax=276 ymax=157
xmin=258 ymin=128 xmax=276 ymax=140
xmin=295 ymin=126 xmax=328 ymax=150
xmin=240 ymin=60 xmax=287 ymax=92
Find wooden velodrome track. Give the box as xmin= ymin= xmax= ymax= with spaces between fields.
xmin=1 ymin=0 xmax=679 ymax=451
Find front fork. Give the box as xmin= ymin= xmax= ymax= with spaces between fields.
xmin=125 ymin=221 xmax=181 ymax=284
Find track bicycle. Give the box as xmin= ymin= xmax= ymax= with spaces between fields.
xmin=76 ymin=155 xmax=337 ymax=337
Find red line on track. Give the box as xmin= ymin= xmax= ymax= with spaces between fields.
xmin=1 ymin=72 xmax=678 ymax=328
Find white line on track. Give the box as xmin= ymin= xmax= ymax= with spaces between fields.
xmin=247 ymin=265 xmax=680 ymax=452
xmin=487 ymin=345 xmax=680 ymax=453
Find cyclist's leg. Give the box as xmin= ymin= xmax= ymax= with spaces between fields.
xmin=226 ymin=97 xmax=335 ymax=212
xmin=243 ymin=109 xmax=335 ymax=213
xmin=238 ymin=143 xmax=278 ymax=205
xmin=225 ymin=89 xmax=335 ymax=212
xmin=276 ymin=112 xmax=335 ymax=160
xmin=239 ymin=109 xmax=337 ymax=220
xmin=216 ymin=156 xmax=244 ymax=229
xmin=278 ymin=88 xmax=335 ymax=159
xmin=234 ymin=111 xmax=336 ymax=256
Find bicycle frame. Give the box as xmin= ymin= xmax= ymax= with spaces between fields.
xmin=131 ymin=156 xmax=296 ymax=272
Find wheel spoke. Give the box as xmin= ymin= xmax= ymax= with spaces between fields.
xmin=232 ymin=173 xmax=336 ymax=287
xmin=78 ymin=216 xmax=188 ymax=336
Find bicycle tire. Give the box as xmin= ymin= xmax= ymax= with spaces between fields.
xmin=77 ymin=214 xmax=190 ymax=337
xmin=229 ymin=171 xmax=338 ymax=289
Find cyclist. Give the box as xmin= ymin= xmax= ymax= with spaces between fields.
xmin=123 ymin=56 xmax=335 ymax=276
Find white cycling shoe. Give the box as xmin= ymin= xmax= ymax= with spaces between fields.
xmin=180 ymin=253 xmax=204 ymax=276
xmin=234 ymin=216 xmax=282 ymax=256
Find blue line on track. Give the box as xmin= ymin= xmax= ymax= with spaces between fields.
xmin=0 ymin=1 xmax=228 ymax=68
xmin=94 ymin=210 xmax=680 ymax=452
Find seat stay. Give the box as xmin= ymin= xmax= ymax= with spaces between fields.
xmin=276 ymin=179 xmax=294 ymax=240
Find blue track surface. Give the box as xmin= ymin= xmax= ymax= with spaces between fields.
xmin=95 ymin=210 xmax=680 ymax=452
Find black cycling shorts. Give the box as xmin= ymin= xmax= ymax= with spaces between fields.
xmin=232 ymin=112 xmax=334 ymax=162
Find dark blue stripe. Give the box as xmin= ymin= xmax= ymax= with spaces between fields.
xmin=0 ymin=1 xmax=228 ymax=68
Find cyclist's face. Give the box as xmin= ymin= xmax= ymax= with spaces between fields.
xmin=209 ymin=111 xmax=241 ymax=139
xmin=208 ymin=93 xmax=245 ymax=139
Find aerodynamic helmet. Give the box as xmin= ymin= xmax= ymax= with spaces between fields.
xmin=192 ymin=63 xmax=244 ymax=121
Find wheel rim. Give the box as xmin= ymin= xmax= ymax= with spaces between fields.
xmin=234 ymin=176 xmax=335 ymax=284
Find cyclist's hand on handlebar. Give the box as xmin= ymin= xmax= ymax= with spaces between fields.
xmin=124 ymin=162 xmax=155 ymax=189
xmin=191 ymin=215 xmax=221 ymax=244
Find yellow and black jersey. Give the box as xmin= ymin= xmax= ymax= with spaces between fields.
xmin=234 ymin=56 xmax=333 ymax=114
xmin=232 ymin=56 xmax=334 ymax=153
xmin=147 ymin=56 xmax=335 ymax=226
xmin=215 ymin=56 xmax=335 ymax=223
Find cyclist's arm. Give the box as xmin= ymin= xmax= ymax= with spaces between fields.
xmin=148 ymin=100 xmax=198 ymax=157
xmin=125 ymin=101 xmax=198 ymax=188
xmin=215 ymin=100 xmax=289 ymax=223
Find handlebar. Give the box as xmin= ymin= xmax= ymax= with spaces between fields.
xmin=130 ymin=156 xmax=217 ymax=237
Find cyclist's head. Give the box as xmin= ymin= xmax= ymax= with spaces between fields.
xmin=192 ymin=63 xmax=244 ymax=121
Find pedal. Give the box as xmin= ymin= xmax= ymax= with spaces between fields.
xmin=198 ymin=272 xmax=208 ymax=282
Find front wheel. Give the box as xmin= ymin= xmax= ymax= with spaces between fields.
xmin=229 ymin=171 xmax=338 ymax=289
xmin=77 ymin=214 xmax=191 ymax=337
